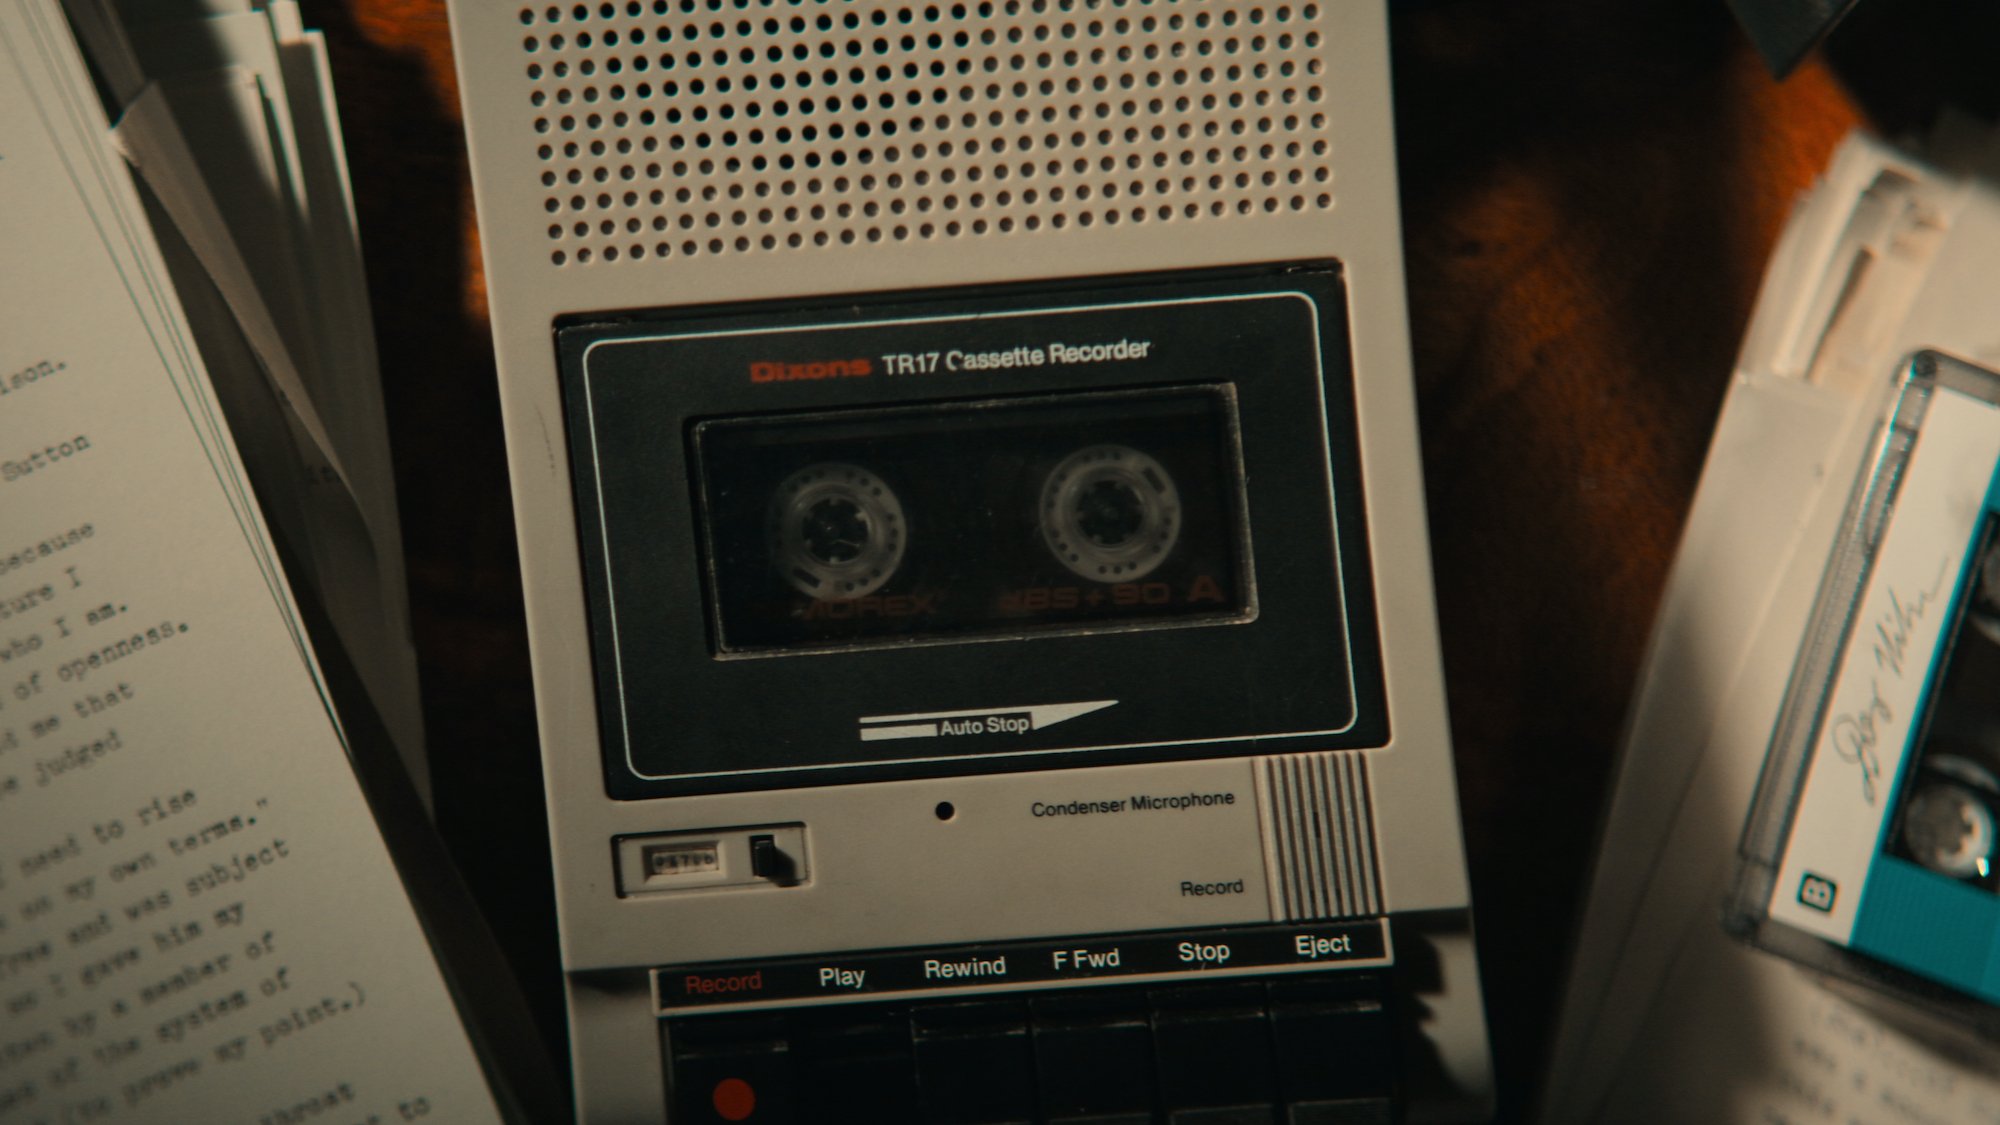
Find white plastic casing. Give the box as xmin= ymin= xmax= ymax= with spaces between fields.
xmin=446 ymin=1 xmax=1491 ymax=1119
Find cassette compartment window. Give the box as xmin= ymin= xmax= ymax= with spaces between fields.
xmin=557 ymin=267 xmax=1388 ymax=795
xmin=691 ymin=386 xmax=1253 ymax=653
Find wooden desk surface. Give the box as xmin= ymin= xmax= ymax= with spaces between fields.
xmin=304 ymin=0 xmax=1991 ymax=1117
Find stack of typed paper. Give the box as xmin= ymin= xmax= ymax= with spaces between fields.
xmin=0 ymin=1 xmax=532 ymax=1120
xmin=61 ymin=0 xmax=425 ymax=799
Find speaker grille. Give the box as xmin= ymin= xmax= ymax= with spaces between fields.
xmin=515 ymin=0 xmax=1336 ymax=267
xmin=1263 ymin=751 xmax=1382 ymax=922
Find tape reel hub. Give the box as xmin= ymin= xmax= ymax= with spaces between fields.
xmin=769 ymin=463 xmax=906 ymax=600
xmin=1901 ymin=755 xmax=2000 ymax=883
xmin=1042 ymin=445 xmax=1180 ymax=582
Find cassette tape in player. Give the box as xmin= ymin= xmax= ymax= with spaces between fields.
xmin=1732 ymin=351 xmax=2000 ymax=1036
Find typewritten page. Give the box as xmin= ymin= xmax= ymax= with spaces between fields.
xmin=0 ymin=3 xmax=501 ymax=1121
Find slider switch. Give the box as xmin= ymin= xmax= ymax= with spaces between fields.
xmin=749 ymin=834 xmax=798 ymax=884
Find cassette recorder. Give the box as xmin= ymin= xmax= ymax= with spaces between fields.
xmin=447 ymin=0 xmax=1491 ymax=1119
xmin=1732 ymin=352 xmax=2000 ymax=1039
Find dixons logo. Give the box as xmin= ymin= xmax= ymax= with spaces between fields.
xmin=750 ymin=358 xmax=873 ymax=382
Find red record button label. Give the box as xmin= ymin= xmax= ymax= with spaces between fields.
xmin=679 ymin=969 xmax=765 ymax=999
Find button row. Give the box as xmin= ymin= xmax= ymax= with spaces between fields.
xmin=665 ymin=973 xmax=1396 ymax=1124
xmin=658 ymin=920 xmax=1388 ymax=1012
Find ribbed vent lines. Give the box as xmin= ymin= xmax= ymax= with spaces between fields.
xmin=1265 ymin=751 xmax=1379 ymax=921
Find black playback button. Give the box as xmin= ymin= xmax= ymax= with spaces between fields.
xmin=912 ymin=999 xmax=1037 ymax=1124
xmin=1151 ymin=982 xmax=1279 ymax=1124
xmin=667 ymin=1014 xmax=794 ymax=1123
xmin=1031 ymin=988 xmax=1158 ymax=1124
xmin=1269 ymin=975 xmax=1394 ymax=1123
xmin=789 ymin=1005 xmax=920 ymax=1124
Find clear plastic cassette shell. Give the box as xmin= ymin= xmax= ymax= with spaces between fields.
xmin=1729 ymin=351 xmax=2000 ymax=1037
xmin=691 ymin=386 xmax=1252 ymax=654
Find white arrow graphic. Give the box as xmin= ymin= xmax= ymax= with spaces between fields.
xmin=857 ymin=700 xmax=1118 ymax=741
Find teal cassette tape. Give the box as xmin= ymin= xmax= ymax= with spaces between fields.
xmin=1731 ymin=351 xmax=2000 ymax=1037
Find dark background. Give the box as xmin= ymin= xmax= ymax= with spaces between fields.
xmin=297 ymin=0 xmax=2000 ymax=1119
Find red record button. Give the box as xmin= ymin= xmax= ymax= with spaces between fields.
xmin=712 ymin=1077 xmax=757 ymax=1121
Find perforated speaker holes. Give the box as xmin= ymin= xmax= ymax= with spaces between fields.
xmin=518 ymin=0 xmax=1337 ymax=266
